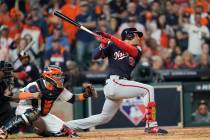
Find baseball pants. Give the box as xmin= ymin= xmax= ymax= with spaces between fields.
xmin=66 ymin=75 xmax=157 ymax=129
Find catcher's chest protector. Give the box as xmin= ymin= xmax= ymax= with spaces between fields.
xmin=36 ymin=79 xmax=63 ymax=116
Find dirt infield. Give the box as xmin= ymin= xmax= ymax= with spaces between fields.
xmin=8 ymin=127 xmax=210 ymax=140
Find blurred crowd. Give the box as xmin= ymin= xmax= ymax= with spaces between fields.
xmin=0 ymin=0 xmax=210 ymax=88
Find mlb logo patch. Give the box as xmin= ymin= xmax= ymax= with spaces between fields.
xmin=120 ymin=97 xmax=145 ymax=126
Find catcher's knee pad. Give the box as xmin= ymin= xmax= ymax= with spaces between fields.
xmin=22 ymin=108 xmax=40 ymax=125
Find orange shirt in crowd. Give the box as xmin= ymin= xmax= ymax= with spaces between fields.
xmin=160 ymin=31 xmax=168 ymax=48
xmin=60 ymin=2 xmax=80 ymax=44
xmin=195 ymin=0 xmax=208 ymax=13
xmin=0 ymin=12 xmax=10 ymax=25
xmin=194 ymin=1 xmax=208 ymax=26
xmin=6 ymin=21 xmax=23 ymax=39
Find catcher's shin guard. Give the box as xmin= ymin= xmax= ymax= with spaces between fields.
xmin=1 ymin=109 xmax=39 ymax=135
xmin=1 ymin=115 xmax=25 ymax=134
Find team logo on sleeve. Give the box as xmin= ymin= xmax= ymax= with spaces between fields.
xmin=113 ymin=51 xmax=128 ymax=60
xmin=120 ymin=97 xmax=145 ymax=126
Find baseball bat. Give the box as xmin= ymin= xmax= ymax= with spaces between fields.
xmin=53 ymin=10 xmax=98 ymax=37
xmin=13 ymin=41 xmax=35 ymax=64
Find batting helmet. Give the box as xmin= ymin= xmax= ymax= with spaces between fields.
xmin=18 ymin=51 xmax=30 ymax=61
xmin=42 ymin=65 xmax=64 ymax=88
xmin=121 ymin=28 xmax=143 ymax=40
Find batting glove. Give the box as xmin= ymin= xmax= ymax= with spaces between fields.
xmin=96 ymin=31 xmax=112 ymax=39
xmin=96 ymin=36 xmax=110 ymax=49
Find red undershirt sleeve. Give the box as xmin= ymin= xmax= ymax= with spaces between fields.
xmin=110 ymin=36 xmax=138 ymax=58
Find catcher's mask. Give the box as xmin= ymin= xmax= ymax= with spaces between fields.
xmin=42 ymin=65 xmax=64 ymax=88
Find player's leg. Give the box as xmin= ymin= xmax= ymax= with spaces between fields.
xmin=104 ymin=78 xmax=154 ymax=101
xmin=105 ymin=78 xmax=168 ymax=134
xmin=66 ymin=98 xmax=122 ymax=130
xmin=32 ymin=113 xmax=78 ymax=137
xmin=0 ymin=108 xmax=39 ymax=139
xmin=15 ymin=104 xmax=33 ymax=135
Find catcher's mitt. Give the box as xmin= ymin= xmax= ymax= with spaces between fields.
xmin=82 ymin=83 xmax=98 ymax=99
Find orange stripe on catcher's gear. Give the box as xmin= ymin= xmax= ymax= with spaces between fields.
xmin=42 ymin=65 xmax=64 ymax=88
xmin=18 ymin=92 xmax=34 ymax=100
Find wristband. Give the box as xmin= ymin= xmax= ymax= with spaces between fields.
xmin=18 ymin=92 xmax=34 ymax=100
xmin=79 ymin=93 xmax=86 ymax=101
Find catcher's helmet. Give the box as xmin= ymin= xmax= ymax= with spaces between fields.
xmin=121 ymin=28 xmax=143 ymax=40
xmin=42 ymin=65 xmax=64 ymax=88
xmin=0 ymin=61 xmax=13 ymax=87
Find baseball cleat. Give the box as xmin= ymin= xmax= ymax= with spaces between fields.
xmin=61 ymin=125 xmax=80 ymax=137
xmin=0 ymin=128 xmax=8 ymax=139
xmin=144 ymin=126 xmax=168 ymax=135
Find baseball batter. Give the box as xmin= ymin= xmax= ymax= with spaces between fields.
xmin=0 ymin=65 xmax=97 ymax=139
xmin=66 ymin=28 xmax=168 ymax=134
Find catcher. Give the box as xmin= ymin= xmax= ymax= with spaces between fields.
xmin=0 ymin=65 xmax=97 ymax=139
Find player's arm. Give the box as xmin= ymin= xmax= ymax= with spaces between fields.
xmin=11 ymin=91 xmax=41 ymax=100
xmin=3 ymin=83 xmax=41 ymax=101
xmin=110 ymin=36 xmax=138 ymax=58
xmin=59 ymin=83 xmax=97 ymax=103
xmin=97 ymin=32 xmax=139 ymax=58
xmin=2 ymin=91 xmax=41 ymax=101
